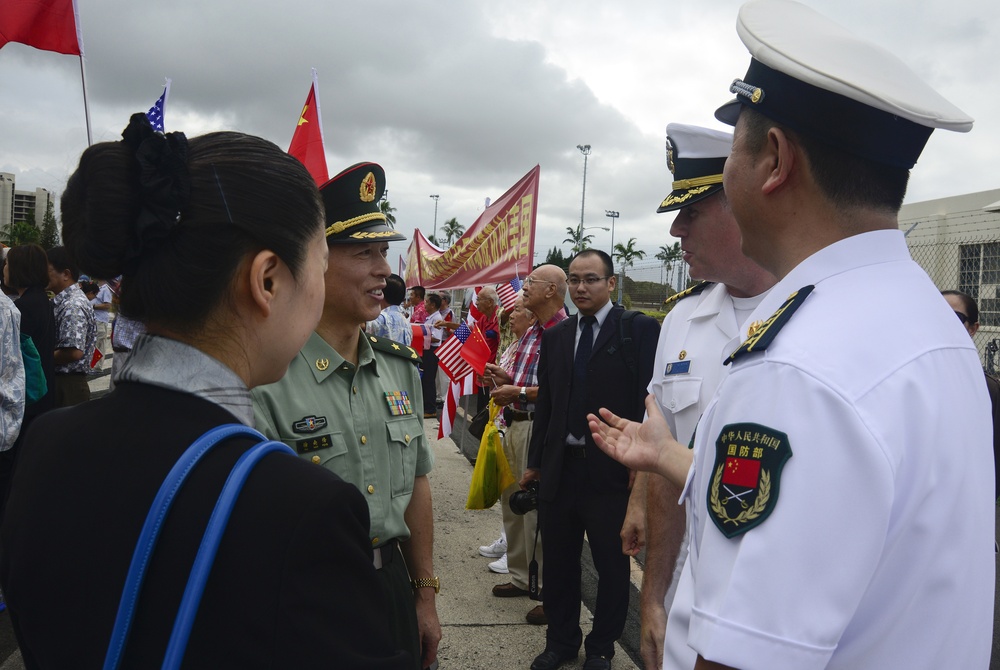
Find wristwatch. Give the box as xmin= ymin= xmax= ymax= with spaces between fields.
xmin=518 ymin=387 xmax=528 ymax=403
xmin=411 ymin=576 xmax=441 ymax=593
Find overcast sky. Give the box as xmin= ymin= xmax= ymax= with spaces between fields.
xmin=2 ymin=0 xmax=997 ymax=269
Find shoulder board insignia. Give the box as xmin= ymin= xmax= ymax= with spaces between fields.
xmin=708 ymin=422 xmax=792 ymax=538
xmin=663 ymin=281 xmax=713 ymax=307
xmin=725 ymin=285 xmax=814 ymax=366
xmin=368 ymin=333 xmax=421 ymax=363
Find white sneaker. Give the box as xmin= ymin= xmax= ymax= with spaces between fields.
xmin=488 ymin=554 xmax=509 ymax=574
xmin=479 ymin=536 xmax=507 ymax=558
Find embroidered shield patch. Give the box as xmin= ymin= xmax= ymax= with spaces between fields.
xmin=708 ymin=422 xmax=791 ymax=538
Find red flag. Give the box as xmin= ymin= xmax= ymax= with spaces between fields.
xmin=459 ymin=322 xmax=492 ymax=376
xmin=288 ymin=72 xmax=328 ymax=185
xmin=90 ymin=346 xmax=103 ymax=369
xmin=0 ymin=0 xmax=82 ymax=55
xmin=721 ymin=457 xmax=761 ymax=489
xmin=411 ymin=325 xmax=424 ymax=354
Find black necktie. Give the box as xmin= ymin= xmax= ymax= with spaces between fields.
xmin=568 ymin=315 xmax=596 ymax=438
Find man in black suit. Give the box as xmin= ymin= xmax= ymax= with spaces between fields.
xmin=523 ymin=249 xmax=659 ymax=670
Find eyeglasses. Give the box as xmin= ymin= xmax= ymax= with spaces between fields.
xmin=955 ymin=311 xmax=971 ymax=324
xmin=525 ymin=277 xmax=556 ymax=287
xmin=567 ymin=275 xmax=610 ymax=287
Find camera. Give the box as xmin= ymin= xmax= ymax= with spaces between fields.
xmin=510 ymin=480 xmax=539 ymax=515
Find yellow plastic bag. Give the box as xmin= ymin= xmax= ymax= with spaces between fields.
xmin=466 ymin=400 xmax=517 ymax=510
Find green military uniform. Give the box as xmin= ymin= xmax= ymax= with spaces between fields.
xmin=252 ymin=330 xmax=433 ymax=546
xmin=252 ymin=161 xmax=437 ymax=669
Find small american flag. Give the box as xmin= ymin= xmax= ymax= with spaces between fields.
xmin=496 ymin=277 xmax=523 ymax=311
xmin=436 ymin=322 xmax=474 ymax=382
xmin=146 ymin=79 xmax=170 ymax=132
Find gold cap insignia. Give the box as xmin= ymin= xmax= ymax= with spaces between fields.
xmin=360 ymin=172 xmax=377 ymax=203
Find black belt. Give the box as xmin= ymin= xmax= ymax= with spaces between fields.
xmin=112 ymin=346 xmax=130 ymax=353
xmin=503 ymin=407 xmax=534 ymax=424
xmin=372 ymin=538 xmax=399 ymax=570
xmin=565 ymin=445 xmax=587 ymax=460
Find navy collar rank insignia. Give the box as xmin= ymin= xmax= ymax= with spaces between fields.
xmin=726 ymin=285 xmax=814 ymax=365
xmin=663 ymin=280 xmax=712 ymax=308
xmin=708 ymin=422 xmax=792 ymax=538
xmin=293 ymin=415 xmax=328 ymax=433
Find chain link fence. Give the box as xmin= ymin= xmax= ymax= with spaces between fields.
xmin=905 ymin=211 xmax=1000 ymax=371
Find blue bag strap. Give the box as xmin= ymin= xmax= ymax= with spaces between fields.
xmin=103 ymin=423 xmax=267 ymax=670
xmin=162 ymin=439 xmax=294 ymax=669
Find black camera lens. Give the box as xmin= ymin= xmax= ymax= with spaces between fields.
xmin=510 ymin=480 xmax=539 ymax=515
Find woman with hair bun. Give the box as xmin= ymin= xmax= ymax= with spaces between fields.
xmin=0 ymin=114 xmax=410 ymax=669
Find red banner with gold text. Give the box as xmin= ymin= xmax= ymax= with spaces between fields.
xmin=404 ymin=165 xmax=538 ymax=290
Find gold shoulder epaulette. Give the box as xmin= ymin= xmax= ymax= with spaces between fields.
xmin=726 ymin=285 xmax=814 ymax=366
xmin=663 ymin=281 xmax=713 ymax=307
xmin=367 ymin=333 xmax=421 ymax=363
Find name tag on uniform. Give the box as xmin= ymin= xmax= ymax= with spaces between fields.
xmin=664 ymin=361 xmax=691 ymax=375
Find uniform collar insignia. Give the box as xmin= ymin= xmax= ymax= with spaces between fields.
xmin=726 ymin=285 xmax=814 ymax=365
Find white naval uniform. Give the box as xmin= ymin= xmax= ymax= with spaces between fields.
xmin=650 ymin=282 xmax=768 ymax=670
xmin=669 ymin=230 xmax=995 ymax=669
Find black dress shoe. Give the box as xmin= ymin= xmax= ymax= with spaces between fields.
xmin=582 ymin=655 xmax=612 ymax=670
xmin=530 ymin=649 xmax=576 ymax=670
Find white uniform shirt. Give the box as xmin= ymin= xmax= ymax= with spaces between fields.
xmin=672 ymin=230 xmax=995 ymax=669
xmin=651 ymin=282 xmax=767 ymax=670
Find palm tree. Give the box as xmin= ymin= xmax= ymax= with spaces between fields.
xmin=563 ymin=226 xmax=594 ymax=255
xmin=379 ymin=199 xmax=397 ymax=227
xmin=440 ymin=217 xmax=465 ymax=246
xmin=655 ymin=241 xmax=683 ymax=298
xmin=613 ymin=237 xmax=646 ymax=271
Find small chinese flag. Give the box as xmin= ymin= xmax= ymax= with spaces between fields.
xmin=722 ymin=457 xmax=761 ymax=489
xmin=287 ymin=71 xmax=329 ymax=185
xmin=90 ymin=347 xmax=103 ymax=369
xmin=459 ymin=322 xmax=492 ymax=376
xmin=0 ymin=0 xmax=82 ymax=55
xmin=410 ymin=325 xmax=425 ymax=354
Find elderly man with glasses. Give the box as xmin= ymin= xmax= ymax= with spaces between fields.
xmin=483 ymin=264 xmax=567 ymax=626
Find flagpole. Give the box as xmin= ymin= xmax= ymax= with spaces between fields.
xmin=78 ymin=55 xmax=92 ymax=146
xmin=311 ymin=68 xmax=326 ymax=151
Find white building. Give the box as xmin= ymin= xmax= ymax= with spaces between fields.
xmin=0 ymin=172 xmax=55 ymax=235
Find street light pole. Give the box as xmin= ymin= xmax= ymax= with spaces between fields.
xmin=604 ymin=210 xmax=619 ymax=256
xmin=429 ymin=194 xmax=440 ymax=243
xmin=576 ymin=144 xmax=591 ymax=249
xmin=605 ymin=210 xmax=622 ymax=302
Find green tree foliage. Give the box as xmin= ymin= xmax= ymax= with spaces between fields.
xmin=543 ymin=246 xmax=569 ymax=271
xmin=563 ymin=226 xmax=594 ymax=255
xmin=612 ymin=237 xmax=646 ymax=271
xmin=39 ymin=199 xmax=59 ymax=249
xmin=655 ymin=241 xmax=682 ymax=271
xmin=379 ymin=199 xmax=397 ymax=227
xmin=1 ymin=221 xmax=41 ymax=246
xmin=440 ymin=217 xmax=465 ymax=245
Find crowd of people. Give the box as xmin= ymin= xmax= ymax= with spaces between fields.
xmin=0 ymin=1 xmax=997 ymax=668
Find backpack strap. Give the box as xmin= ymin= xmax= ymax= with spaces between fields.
xmin=618 ymin=309 xmax=640 ymax=378
xmin=103 ymin=423 xmax=279 ymax=670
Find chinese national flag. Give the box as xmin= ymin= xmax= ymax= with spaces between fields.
xmin=0 ymin=0 xmax=82 ymax=55
xmin=287 ymin=78 xmax=328 ymax=185
xmin=722 ymin=457 xmax=761 ymax=489
xmin=410 ymin=325 xmax=424 ymax=354
xmin=459 ymin=322 xmax=492 ymax=376
xmin=90 ymin=346 xmax=103 ymax=369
